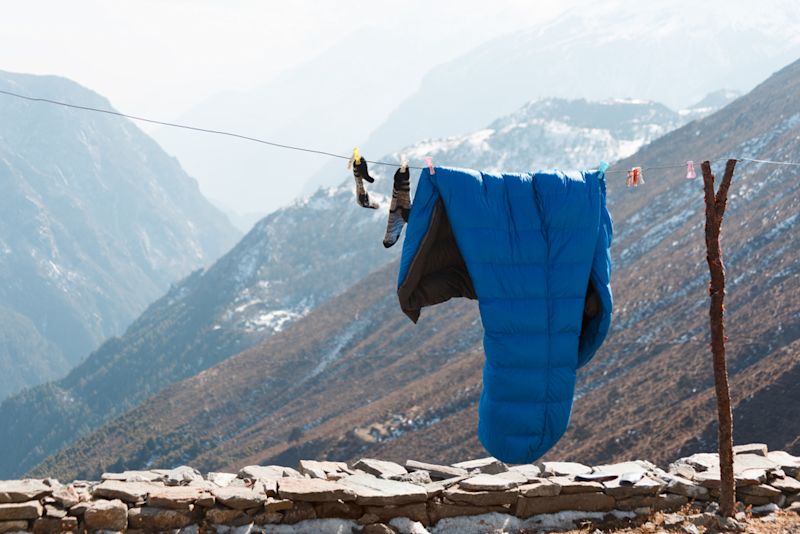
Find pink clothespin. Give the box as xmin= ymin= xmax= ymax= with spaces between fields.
xmin=424 ymin=156 xmax=435 ymax=175
xmin=686 ymin=160 xmax=697 ymax=179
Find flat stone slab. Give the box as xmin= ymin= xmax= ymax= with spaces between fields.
xmin=148 ymin=486 xmax=213 ymax=509
xmin=92 ymin=480 xmax=157 ymax=502
xmin=207 ymin=472 xmax=238 ymax=487
xmin=353 ymin=458 xmax=407 ymax=479
xmin=694 ymin=467 xmax=765 ymax=488
xmin=604 ymin=475 xmax=665 ymax=499
xmin=443 ymin=486 xmax=518 ymax=506
xmin=422 ymin=476 xmax=467 ymax=498
xmin=733 ymin=443 xmax=768 ymax=457
xmin=591 ymin=461 xmax=653 ymax=477
xmin=239 ymin=465 xmax=303 ymax=480
xmin=517 ymin=492 xmax=615 ymax=517
xmin=459 ymin=474 xmax=521 ymax=491
xmin=0 ymin=480 xmax=52 ymax=504
xmin=549 ymin=476 xmax=604 ymax=494
xmin=734 ymin=454 xmax=778 ymax=472
xmin=540 ymin=461 xmax=592 ymax=476
xmin=738 ymin=484 xmax=782 ymax=497
xmin=337 ymin=473 xmax=427 ymax=506
xmin=212 ymin=486 xmax=267 ymax=509
xmin=101 ymin=470 xmax=163 ymax=482
xmin=664 ymin=474 xmax=710 ymax=499
xmin=129 ymin=506 xmax=195 ymax=530
xmin=0 ymin=500 xmax=43 ymax=520
xmin=277 ymin=477 xmax=356 ymax=503
xmin=768 ymin=451 xmax=800 ymax=477
xmin=299 ymin=460 xmax=350 ymax=479
xmin=84 ymin=499 xmax=128 ymax=531
xmin=163 ymin=466 xmax=203 ymax=486
xmin=428 ymin=501 xmax=508 ymax=523
xmin=452 ymin=457 xmax=507 ymax=474
xmin=405 ymin=460 xmax=467 ymax=480
xmin=517 ymin=479 xmax=561 ymax=497
xmin=771 ymin=476 xmax=800 ymax=493
xmin=508 ymin=464 xmax=542 ymax=481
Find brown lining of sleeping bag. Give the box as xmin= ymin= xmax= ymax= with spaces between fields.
xmin=397 ymin=199 xmax=477 ymax=322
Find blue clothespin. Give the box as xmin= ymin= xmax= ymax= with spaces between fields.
xmin=598 ymin=160 xmax=610 ymax=174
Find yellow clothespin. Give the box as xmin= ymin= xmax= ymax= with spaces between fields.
xmin=348 ymin=147 xmax=361 ymax=169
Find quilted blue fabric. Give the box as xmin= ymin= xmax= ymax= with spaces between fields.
xmin=398 ymin=166 xmax=613 ymax=463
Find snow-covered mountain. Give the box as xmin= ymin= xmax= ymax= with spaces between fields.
xmin=0 ymin=95 xmax=727 ymax=476
xmin=0 ymin=70 xmax=240 ymax=399
xmin=339 ymin=0 xmax=800 ymax=189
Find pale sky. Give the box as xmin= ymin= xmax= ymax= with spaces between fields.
xmin=0 ymin=1 xmax=569 ymax=121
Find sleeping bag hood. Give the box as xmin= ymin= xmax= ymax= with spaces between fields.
xmin=397 ymin=166 xmax=613 ymax=464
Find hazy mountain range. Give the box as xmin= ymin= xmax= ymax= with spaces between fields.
xmin=33 ymin=56 xmax=800 ymax=480
xmin=0 ymin=89 xmax=736 ymax=476
xmin=0 ymin=71 xmax=239 ymax=400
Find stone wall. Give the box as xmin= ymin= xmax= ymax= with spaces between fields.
xmin=1 ymin=444 xmax=799 ymax=533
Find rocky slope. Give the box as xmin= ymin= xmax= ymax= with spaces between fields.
xmin=0 ymin=71 xmax=239 ymax=399
xmin=5 ymin=447 xmax=800 ymax=534
xmin=32 ymin=57 xmax=800 ymax=480
xmin=0 ymin=96 xmax=696 ymax=478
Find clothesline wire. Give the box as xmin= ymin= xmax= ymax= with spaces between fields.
xmin=2 ymin=87 xmax=800 ymax=175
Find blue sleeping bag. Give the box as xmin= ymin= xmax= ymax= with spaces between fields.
xmin=397 ymin=166 xmax=613 ymax=464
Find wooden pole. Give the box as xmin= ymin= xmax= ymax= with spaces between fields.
xmin=700 ymin=159 xmax=737 ymax=518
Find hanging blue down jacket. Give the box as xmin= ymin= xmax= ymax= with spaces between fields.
xmin=397 ymin=166 xmax=613 ymax=464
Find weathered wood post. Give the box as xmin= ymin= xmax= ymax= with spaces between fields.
xmin=700 ymin=159 xmax=737 ymax=517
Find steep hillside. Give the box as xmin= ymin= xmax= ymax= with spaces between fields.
xmin=0 ymin=71 xmax=239 ymax=399
xmin=33 ymin=59 xmax=800 ymax=480
xmin=0 ymin=97 xmax=694 ymax=477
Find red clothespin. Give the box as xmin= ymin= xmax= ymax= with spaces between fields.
xmin=686 ymin=160 xmax=697 ymax=179
xmin=425 ymin=156 xmax=435 ymax=175
xmin=626 ymin=166 xmax=643 ymax=187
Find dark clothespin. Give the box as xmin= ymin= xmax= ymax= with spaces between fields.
xmin=349 ymin=148 xmax=378 ymax=209
xmin=383 ymin=154 xmax=411 ymax=248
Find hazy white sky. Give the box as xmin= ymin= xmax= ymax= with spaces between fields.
xmin=0 ymin=0 xmax=569 ymax=121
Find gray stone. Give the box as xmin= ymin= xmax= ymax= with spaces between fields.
xmin=717 ymin=516 xmax=745 ymax=531
xmin=675 ymin=453 xmax=719 ymax=472
xmin=101 ymin=470 xmax=162 ymax=483
xmin=738 ymin=484 xmax=781 ymax=497
xmin=92 ymin=480 xmax=157 ymax=502
xmin=427 ymin=502 xmax=508 ymax=523
xmin=574 ymin=472 xmax=618 ymax=482
xmin=338 ymin=474 xmax=427 ymax=506
xmin=68 ymin=502 xmax=91 ymax=517
xmin=443 ymin=486 xmax=518 ymax=506
xmin=212 ymin=486 xmax=267 ymax=509
xmin=357 ymin=524 xmax=396 ymax=534
xmin=265 ymin=497 xmax=293 ymax=513
xmin=422 ymin=477 xmax=467 ymax=498
xmin=508 ymin=464 xmax=542 ymax=482
xmin=517 ymin=479 xmax=561 ymax=497
xmin=164 ymin=465 xmax=203 ymax=486
xmin=550 ymin=476 xmax=603 ymax=494
xmin=405 ymin=460 xmax=467 ymax=480
xmin=734 ymin=454 xmax=777 ymax=472
xmin=252 ymin=510 xmax=283 ymax=524
xmin=239 ymin=465 xmax=302 ymax=480
xmin=516 ymin=492 xmax=615 ymax=517
xmin=458 ymin=474 xmax=520 ymax=491
xmin=733 ymin=443 xmax=768 ymax=457
xmin=128 ymin=506 xmax=195 ymax=530
xmin=148 ymin=486 xmax=212 ymax=509
xmin=299 ymin=460 xmax=349 ymax=479
xmin=0 ymin=480 xmax=52 ymax=504
xmin=204 ymin=506 xmax=250 ymax=526
xmin=353 ymin=459 xmax=408 ymax=480
xmin=312 ymin=501 xmax=363 ymax=520
xmin=0 ymin=500 xmax=43 ymax=520
xmin=540 ymin=461 xmax=592 ymax=477
xmin=281 ymin=501 xmax=317 ymax=524
xmin=767 ymin=451 xmax=800 ymax=477
xmin=50 ymin=485 xmax=81 ymax=508
xmin=771 ymin=475 xmax=800 ymax=493
xmin=615 ymin=494 xmax=688 ymax=511
xmin=207 ymin=472 xmax=238 ymax=487
xmin=694 ymin=467 xmax=765 ymax=488
xmin=0 ymin=520 xmax=29 ymax=533
xmin=787 ymin=501 xmax=800 ymax=514
xmin=84 ymin=499 xmax=128 ymax=531
xmin=452 ymin=457 xmax=508 ymax=475
xmin=43 ymin=504 xmax=66 ymax=519
xmin=592 ymin=460 xmax=654 ymax=477
xmin=738 ymin=493 xmax=772 ymax=506
xmin=363 ymin=503 xmax=428 ymax=525
xmin=665 ymin=474 xmax=710 ymax=499
xmin=750 ymin=502 xmax=780 ymax=516
xmin=603 ymin=475 xmax=665 ymax=499
xmin=277 ymin=477 xmax=356 ymax=502
xmin=394 ymin=471 xmax=431 ymax=486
